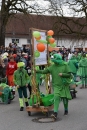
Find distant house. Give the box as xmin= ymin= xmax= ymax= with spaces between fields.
xmin=5 ymin=13 xmax=87 ymax=51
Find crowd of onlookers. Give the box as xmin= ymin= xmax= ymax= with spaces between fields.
xmin=0 ymin=42 xmax=32 ymax=98
xmin=0 ymin=42 xmax=86 ymax=97
xmin=0 ymin=42 xmax=31 ymax=66
xmin=1 ymin=42 xmax=87 ymax=112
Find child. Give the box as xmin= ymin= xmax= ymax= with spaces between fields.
xmin=14 ymin=62 xmax=29 ymax=111
xmin=6 ymin=56 xmax=17 ymax=95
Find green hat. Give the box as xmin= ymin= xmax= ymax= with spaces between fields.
xmin=17 ymin=62 xmax=25 ymax=68
xmin=51 ymin=54 xmax=63 ymax=64
xmin=2 ymin=55 xmax=7 ymax=59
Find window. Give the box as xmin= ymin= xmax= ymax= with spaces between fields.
xmin=27 ymin=39 xmax=31 ymax=44
xmin=12 ymin=38 xmax=19 ymax=43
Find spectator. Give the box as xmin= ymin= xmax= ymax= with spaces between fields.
xmin=6 ymin=56 xmax=17 ymax=88
xmin=0 ymin=58 xmax=6 ymax=83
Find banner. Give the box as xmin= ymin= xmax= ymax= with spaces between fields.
xmin=32 ymin=28 xmax=47 ymax=65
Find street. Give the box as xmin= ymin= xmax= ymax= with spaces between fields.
xmin=0 ymin=85 xmax=87 ymax=130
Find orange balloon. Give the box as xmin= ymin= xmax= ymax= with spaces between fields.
xmin=47 ymin=30 xmax=54 ymax=36
xmin=49 ymin=38 xmax=55 ymax=44
xmin=37 ymin=43 xmax=45 ymax=52
xmin=35 ymin=36 xmax=41 ymax=40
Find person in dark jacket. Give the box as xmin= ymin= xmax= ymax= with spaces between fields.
xmin=0 ymin=58 xmax=6 ymax=83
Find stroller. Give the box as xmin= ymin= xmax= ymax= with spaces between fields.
xmin=0 ymin=78 xmax=15 ymax=104
xmin=70 ymin=79 xmax=78 ymax=99
xmin=70 ymin=87 xmax=77 ymax=99
xmin=70 ymin=80 xmax=82 ymax=99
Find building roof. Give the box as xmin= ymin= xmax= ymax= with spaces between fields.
xmin=6 ymin=13 xmax=87 ymax=39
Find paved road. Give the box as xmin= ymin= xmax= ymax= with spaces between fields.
xmin=0 ymin=86 xmax=87 ymax=130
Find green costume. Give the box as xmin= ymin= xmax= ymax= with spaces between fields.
xmin=68 ymin=55 xmax=78 ymax=81
xmin=36 ymin=54 xmax=71 ymax=116
xmin=14 ymin=62 xmax=29 ymax=111
xmin=77 ymin=53 xmax=82 ymax=61
xmin=77 ymin=56 xmax=87 ymax=87
xmin=29 ymin=66 xmax=42 ymax=92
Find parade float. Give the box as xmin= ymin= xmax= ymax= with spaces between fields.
xmin=26 ymin=28 xmax=56 ymax=116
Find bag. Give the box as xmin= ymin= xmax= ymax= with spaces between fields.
xmin=29 ymin=94 xmax=54 ymax=107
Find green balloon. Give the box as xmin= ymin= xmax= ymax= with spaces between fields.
xmin=34 ymin=51 xmax=40 ymax=58
xmin=46 ymin=36 xmax=52 ymax=41
xmin=50 ymin=42 xmax=56 ymax=47
xmin=37 ymin=39 xmax=47 ymax=44
xmin=33 ymin=31 xmax=41 ymax=38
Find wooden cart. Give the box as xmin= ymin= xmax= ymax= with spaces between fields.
xmin=26 ymin=105 xmax=54 ymax=117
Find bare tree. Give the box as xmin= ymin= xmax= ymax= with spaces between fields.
xmin=66 ymin=0 xmax=87 ymax=18
xmin=48 ymin=0 xmax=87 ymax=39
xmin=0 ymin=0 xmax=46 ymax=46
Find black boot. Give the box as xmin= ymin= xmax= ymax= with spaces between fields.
xmin=25 ymin=102 xmax=29 ymax=107
xmin=64 ymin=110 xmax=68 ymax=115
xmin=20 ymin=107 xmax=24 ymax=111
xmin=51 ymin=112 xmax=57 ymax=120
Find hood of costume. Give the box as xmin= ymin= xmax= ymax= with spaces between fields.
xmin=70 ymin=55 xmax=77 ymax=60
xmin=17 ymin=62 xmax=25 ymax=72
xmin=17 ymin=62 xmax=25 ymax=69
xmin=51 ymin=54 xmax=63 ymax=64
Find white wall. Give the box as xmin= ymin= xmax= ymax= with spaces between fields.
xmin=5 ymin=37 xmax=29 ymax=47
xmin=5 ymin=37 xmax=87 ymax=51
xmin=56 ymin=38 xmax=87 ymax=51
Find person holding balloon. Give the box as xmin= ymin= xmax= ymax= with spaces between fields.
xmin=33 ymin=30 xmax=72 ymax=120
xmin=36 ymin=53 xmax=72 ymax=120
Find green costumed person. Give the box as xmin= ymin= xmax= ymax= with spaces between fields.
xmin=77 ymin=54 xmax=87 ymax=89
xmin=36 ymin=54 xmax=72 ymax=120
xmin=14 ymin=62 xmax=29 ymax=111
xmin=68 ymin=54 xmax=78 ymax=82
xmin=29 ymin=66 xmax=42 ymax=92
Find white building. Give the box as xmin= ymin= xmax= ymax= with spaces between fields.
xmin=5 ymin=13 xmax=87 ymax=51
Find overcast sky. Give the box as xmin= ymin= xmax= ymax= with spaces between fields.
xmin=26 ymin=0 xmax=73 ymax=16
xmin=26 ymin=0 xmax=85 ymax=17
xmin=0 ymin=0 xmax=85 ymax=17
